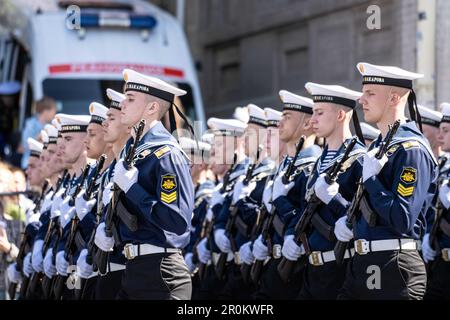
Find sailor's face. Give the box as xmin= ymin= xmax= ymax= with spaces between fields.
xmin=438 ymin=122 xmax=450 ymax=152
xmin=422 ymin=124 xmax=441 ymax=151
xmin=53 ymin=137 xmax=65 ymax=171
xmin=213 ymin=135 xmax=237 ymax=166
xmin=84 ymin=123 xmax=106 ymax=159
xmin=121 ymin=91 xmax=146 ymax=127
xmin=244 ymin=123 xmax=265 ymax=158
xmin=310 ymin=103 xmax=338 ymax=138
xmin=38 ymin=149 xmax=49 ymax=177
xmin=62 ymin=132 xmax=86 ymax=164
xmin=104 ymin=108 xmax=129 ymax=143
xmin=359 ymin=85 xmax=387 ymax=124
xmin=266 ymin=126 xmax=280 ymax=160
xmin=26 ymin=156 xmax=42 ymax=187
xmin=279 ymin=111 xmax=303 ymax=142
xmin=45 ymin=143 xmax=61 ymax=175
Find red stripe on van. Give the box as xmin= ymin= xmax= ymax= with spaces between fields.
xmin=48 ymin=63 xmax=184 ymax=78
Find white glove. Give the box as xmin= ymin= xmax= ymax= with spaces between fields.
xmin=196 ymin=237 xmax=211 ymax=264
xmin=184 ymin=252 xmax=195 ymax=274
xmin=214 ymin=229 xmax=231 ymax=253
xmin=232 ymin=178 xmax=257 ymax=205
xmin=334 ymin=215 xmax=354 ymax=242
xmin=272 ymin=173 xmax=295 ymax=202
xmin=26 ymin=212 xmax=41 ymax=226
xmin=43 ymin=248 xmax=57 ymax=278
xmin=51 ymin=188 xmax=66 ymax=218
xmin=363 ymin=148 xmax=388 ymax=182
xmin=422 ymin=233 xmax=437 ymax=263
xmin=23 ymin=252 xmax=34 ymax=277
xmin=238 ymin=241 xmax=254 ymax=265
xmin=314 ymin=173 xmax=339 ymax=205
xmin=252 ymin=234 xmax=269 ymax=261
xmin=262 ymin=180 xmax=273 ymax=211
xmin=32 ymin=239 xmax=44 ymax=273
xmin=75 ymin=190 xmax=97 ymax=221
xmin=438 ymin=182 xmax=450 ymax=210
xmin=102 ymin=182 xmax=114 ymax=206
xmin=56 ymin=250 xmax=69 ymax=276
xmin=40 ymin=191 xmax=54 ymax=214
xmin=94 ymin=222 xmax=115 ymax=252
xmin=113 ymin=159 xmax=138 ymax=193
xmin=76 ymin=249 xmax=93 ymax=279
xmin=7 ymin=263 xmax=21 ymax=283
xmin=209 ymin=189 xmax=226 ymax=208
xmin=24 ymin=205 xmax=36 ymax=220
xmin=282 ymin=235 xmax=305 ymax=261
xmin=59 ymin=196 xmax=76 ymax=228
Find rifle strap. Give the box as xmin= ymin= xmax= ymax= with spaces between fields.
xmin=358 ymin=193 xmax=378 ymax=227
xmin=311 ymin=214 xmax=336 ymax=242
xmin=74 ymin=230 xmax=86 ymax=251
xmin=440 ymin=218 xmax=450 ymax=237
xmin=115 ymin=194 xmax=138 ymax=232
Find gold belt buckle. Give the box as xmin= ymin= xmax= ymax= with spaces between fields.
xmin=442 ymin=249 xmax=450 ymax=262
xmin=355 ymin=239 xmax=369 ymax=255
xmin=234 ymin=252 xmax=241 ymax=265
xmin=272 ymin=244 xmax=282 ymax=259
xmin=309 ymin=251 xmax=323 ymax=266
xmin=124 ymin=243 xmax=136 ymax=260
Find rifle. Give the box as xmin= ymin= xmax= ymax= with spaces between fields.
xmin=52 ymin=164 xmax=91 ymax=300
xmin=26 ymin=172 xmax=68 ymax=298
xmin=8 ymin=232 xmax=28 ymax=299
xmin=249 ymin=136 xmax=305 ymax=284
xmin=75 ymin=155 xmax=107 ymax=300
xmin=215 ymin=147 xmax=261 ymax=280
xmin=95 ymin=119 xmax=146 ymax=275
xmin=41 ymin=219 xmax=62 ymax=299
xmin=333 ymin=120 xmax=400 ymax=265
xmin=277 ymin=137 xmax=358 ymax=283
xmin=221 ymin=152 xmax=238 ymax=193
xmin=429 ymin=156 xmax=450 ymax=250
xmin=10 ymin=181 xmax=49 ymax=299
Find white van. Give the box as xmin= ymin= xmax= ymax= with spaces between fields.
xmin=0 ymin=0 xmax=205 ymax=130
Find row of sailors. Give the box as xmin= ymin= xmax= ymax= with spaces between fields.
xmin=5 ymin=62 xmax=450 ymax=300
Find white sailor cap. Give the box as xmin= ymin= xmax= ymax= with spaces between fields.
xmin=40 ymin=130 xmax=49 ymax=149
xmin=51 ymin=118 xmax=62 ymax=138
xmin=357 ymin=62 xmax=423 ymax=89
xmin=207 ymin=117 xmax=247 ymax=137
xmin=417 ymin=105 xmax=443 ymax=128
xmin=89 ymin=102 xmax=108 ymax=125
xmin=233 ymin=106 xmax=249 ymax=124
xmin=44 ymin=124 xmax=58 ymax=144
xmin=106 ymin=88 xmax=125 ymax=110
xmin=179 ymin=137 xmax=211 ymax=156
xmin=27 ymin=137 xmax=43 ymax=158
xmin=264 ymin=108 xmax=282 ymax=127
xmin=360 ymin=122 xmax=380 ymax=141
xmin=305 ymin=82 xmax=361 ymax=109
xmin=440 ymin=102 xmax=450 ymax=123
xmin=201 ymin=132 xmax=214 ymax=144
xmin=279 ymin=90 xmax=314 ymax=114
xmin=123 ymin=69 xmax=186 ymax=102
xmin=247 ymin=104 xmax=267 ymax=127
xmin=56 ymin=114 xmax=90 ymax=134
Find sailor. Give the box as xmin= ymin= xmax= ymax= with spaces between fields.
xmin=94 ymin=69 xmax=195 ymax=300
xmin=337 ymin=62 xmax=437 ymax=300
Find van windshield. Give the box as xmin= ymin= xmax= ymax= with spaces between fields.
xmin=42 ymin=78 xmax=197 ymax=126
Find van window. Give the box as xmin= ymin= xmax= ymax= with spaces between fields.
xmin=42 ymin=78 xmax=197 ymax=124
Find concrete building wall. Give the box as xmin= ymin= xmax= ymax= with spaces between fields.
xmin=150 ymin=0 xmax=422 ymax=116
